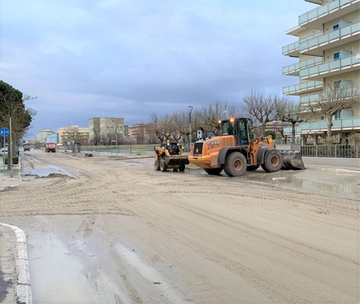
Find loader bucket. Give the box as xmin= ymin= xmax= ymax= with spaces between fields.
xmin=280 ymin=151 xmax=306 ymax=170
xmin=164 ymin=155 xmax=190 ymax=166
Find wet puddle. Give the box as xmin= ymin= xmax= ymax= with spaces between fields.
xmin=22 ymin=165 xmax=75 ymax=178
xmin=115 ymin=243 xmax=190 ymax=303
xmin=28 ymin=234 xmax=100 ymax=303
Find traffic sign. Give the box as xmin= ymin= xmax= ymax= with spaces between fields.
xmin=0 ymin=127 xmax=9 ymax=137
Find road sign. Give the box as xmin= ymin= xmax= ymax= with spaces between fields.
xmin=0 ymin=127 xmax=9 ymax=137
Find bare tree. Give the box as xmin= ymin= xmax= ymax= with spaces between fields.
xmin=151 ymin=113 xmax=176 ymax=143
xmin=170 ymin=110 xmax=188 ymax=143
xmin=308 ymin=87 xmax=360 ymax=143
xmin=91 ymin=128 xmax=101 ymax=145
xmin=196 ymin=100 xmax=237 ymax=137
xmin=241 ymin=90 xmax=281 ymax=137
xmin=276 ymin=97 xmax=303 ymax=144
xmin=61 ymin=126 xmax=88 ymax=145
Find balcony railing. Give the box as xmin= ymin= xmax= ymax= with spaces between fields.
xmin=300 ymin=54 xmax=360 ymax=79
xmin=283 ymin=118 xmax=360 ymax=134
xmin=283 ymin=57 xmax=323 ymax=75
xmin=300 ymin=86 xmax=360 ymax=104
xmin=282 ymin=41 xmax=299 ymax=55
xmin=299 ymin=21 xmax=360 ymax=52
xmin=299 ymin=0 xmax=357 ymax=25
xmin=303 ymin=118 xmax=360 ymax=132
xmin=283 ymin=81 xmax=323 ymax=94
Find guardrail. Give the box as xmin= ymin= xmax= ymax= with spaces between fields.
xmin=300 ymin=144 xmax=360 ymax=158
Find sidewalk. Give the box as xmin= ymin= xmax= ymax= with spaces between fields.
xmin=0 ymin=224 xmax=32 ymax=304
xmin=0 ymin=169 xmax=32 ymax=304
xmin=0 ymin=170 xmax=22 ymax=191
xmin=303 ymin=157 xmax=360 ymax=170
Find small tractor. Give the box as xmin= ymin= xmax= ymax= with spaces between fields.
xmin=154 ymin=141 xmax=189 ymax=172
xmin=188 ymin=117 xmax=305 ymax=177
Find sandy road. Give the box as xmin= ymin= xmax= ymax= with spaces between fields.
xmin=0 ymin=150 xmax=359 ymax=303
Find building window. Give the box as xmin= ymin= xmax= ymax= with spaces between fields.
xmin=334 ymin=110 xmax=341 ymax=120
xmin=334 ymin=80 xmax=341 ymax=89
xmin=333 ymin=24 xmax=339 ymax=31
xmin=333 ymin=52 xmax=340 ymax=61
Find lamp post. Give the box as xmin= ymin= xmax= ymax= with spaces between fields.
xmin=188 ymin=106 xmax=193 ymax=153
xmin=112 ymin=120 xmax=118 ymax=156
xmin=9 ymin=116 xmax=13 ymax=177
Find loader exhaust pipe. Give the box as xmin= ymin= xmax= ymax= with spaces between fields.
xmin=280 ymin=151 xmax=306 ymax=170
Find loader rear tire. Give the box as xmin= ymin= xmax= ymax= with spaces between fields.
xmin=154 ymin=159 xmax=160 ymax=171
xmin=204 ymin=168 xmax=222 ymax=175
xmin=224 ymin=152 xmax=247 ymax=177
xmin=160 ymin=159 xmax=167 ymax=172
xmin=261 ymin=150 xmax=283 ymax=173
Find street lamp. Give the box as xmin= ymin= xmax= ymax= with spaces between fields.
xmin=112 ymin=120 xmax=118 ymax=156
xmin=188 ymin=106 xmax=193 ymax=153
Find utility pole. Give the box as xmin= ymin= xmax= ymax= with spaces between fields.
xmin=112 ymin=119 xmax=118 ymax=156
xmin=188 ymin=106 xmax=193 ymax=153
xmin=9 ymin=116 xmax=13 ymax=177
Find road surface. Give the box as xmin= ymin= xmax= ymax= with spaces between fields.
xmin=0 ymin=149 xmax=359 ymax=303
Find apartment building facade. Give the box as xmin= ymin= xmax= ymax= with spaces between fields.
xmin=36 ymin=128 xmax=57 ymax=144
xmin=282 ymin=0 xmax=360 ymax=144
xmin=58 ymin=125 xmax=89 ymax=145
xmin=129 ymin=123 xmax=158 ymax=143
xmin=89 ymin=117 xmax=100 ymax=142
xmin=99 ymin=117 xmax=125 ymax=144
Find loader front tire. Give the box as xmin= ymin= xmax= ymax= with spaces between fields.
xmin=159 ymin=159 xmax=167 ymax=172
xmin=154 ymin=159 xmax=160 ymax=171
xmin=224 ymin=152 xmax=247 ymax=177
xmin=261 ymin=150 xmax=283 ymax=173
xmin=179 ymin=164 xmax=186 ymax=172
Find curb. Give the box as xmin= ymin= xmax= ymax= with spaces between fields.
xmin=0 ymin=224 xmax=32 ymax=304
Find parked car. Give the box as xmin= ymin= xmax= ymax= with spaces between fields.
xmin=1 ymin=146 xmax=8 ymax=153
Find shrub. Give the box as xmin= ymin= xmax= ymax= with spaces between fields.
xmin=264 ymin=130 xmax=276 ymax=140
xmin=4 ymin=157 xmax=19 ymax=165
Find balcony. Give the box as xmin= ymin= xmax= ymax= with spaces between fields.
xmin=282 ymin=41 xmax=300 ymax=57
xmin=300 ymin=86 xmax=360 ymax=105
xmin=300 ymin=54 xmax=360 ymax=80
xmin=283 ymin=118 xmax=360 ymax=134
xmin=283 ymin=81 xmax=323 ymax=95
xmin=300 ymin=21 xmax=360 ymax=56
xmin=300 ymin=118 xmax=360 ymax=133
xmin=283 ymin=56 xmax=323 ymax=76
xmin=299 ymin=0 xmax=359 ymax=28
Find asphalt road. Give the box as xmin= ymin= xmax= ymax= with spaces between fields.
xmin=0 ymin=150 xmax=359 ymax=304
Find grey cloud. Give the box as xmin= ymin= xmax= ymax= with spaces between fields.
xmin=0 ymin=0 xmax=312 ymax=135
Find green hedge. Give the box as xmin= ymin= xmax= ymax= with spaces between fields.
xmin=4 ymin=157 xmax=19 ymax=165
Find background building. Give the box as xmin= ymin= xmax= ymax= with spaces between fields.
xmin=89 ymin=117 xmax=100 ymax=144
xmin=282 ymin=0 xmax=359 ymax=145
xmin=36 ymin=128 xmax=57 ymax=144
xmin=99 ymin=117 xmax=125 ymax=144
xmin=129 ymin=123 xmax=156 ymax=143
xmin=58 ymin=125 xmax=89 ymax=145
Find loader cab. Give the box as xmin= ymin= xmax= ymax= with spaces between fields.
xmin=219 ymin=118 xmax=251 ymax=146
xmin=162 ymin=141 xmax=181 ymax=155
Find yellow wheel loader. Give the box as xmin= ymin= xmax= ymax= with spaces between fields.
xmin=188 ymin=118 xmax=305 ymax=177
xmin=154 ymin=141 xmax=189 ymax=172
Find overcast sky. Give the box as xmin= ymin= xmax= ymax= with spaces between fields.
xmin=0 ymin=0 xmax=315 ymax=138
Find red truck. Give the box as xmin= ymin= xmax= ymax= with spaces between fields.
xmin=45 ymin=142 xmax=57 ymax=153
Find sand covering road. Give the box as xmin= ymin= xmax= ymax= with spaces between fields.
xmin=0 ymin=150 xmax=359 ymax=303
